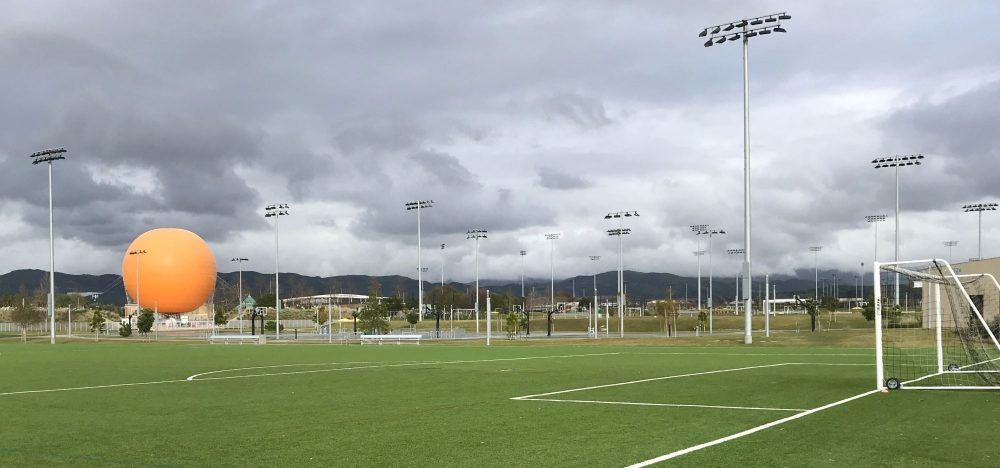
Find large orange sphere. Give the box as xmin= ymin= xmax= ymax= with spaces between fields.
xmin=121 ymin=228 xmax=217 ymax=314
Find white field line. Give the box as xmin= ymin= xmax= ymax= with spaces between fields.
xmin=511 ymin=362 xmax=870 ymax=401
xmin=0 ymin=379 xmax=189 ymax=397
xmin=0 ymin=352 xmax=619 ymax=397
xmin=186 ymin=360 xmax=397 ymax=379
xmin=521 ymin=398 xmax=807 ymax=412
xmin=186 ymin=352 xmax=620 ymax=381
xmin=511 ymin=363 xmax=794 ymax=400
xmin=627 ymin=352 xmax=872 ymax=357
xmin=625 ymin=389 xmax=880 ymax=467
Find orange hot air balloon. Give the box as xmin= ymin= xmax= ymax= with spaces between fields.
xmin=121 ymin=228 xmax=217 ymax=314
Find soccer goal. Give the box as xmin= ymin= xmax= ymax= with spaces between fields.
xmin=874 ymin=259 xmax=1000 ymax=390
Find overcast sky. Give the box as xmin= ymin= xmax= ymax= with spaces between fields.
xmin=2 ymin=0 xmax=1000 ymax=283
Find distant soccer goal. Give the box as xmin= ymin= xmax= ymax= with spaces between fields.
xmin=874 ymin=259 xmax=1000 ymax=390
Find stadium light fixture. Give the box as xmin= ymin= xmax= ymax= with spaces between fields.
xmin=696 ymin=228 xmax=725 ymax=334
xmin=809 ymin=246 xmax=823 ymax=301
xmin=700 ymin=12 xmax=790 ymax=344
xmin=606 ymin=211 xmax=638 ymax=333
xmin=690 ymin=225 xmax=708 ymax=311
xmin=872 ymin=154 xmax=924 ymax=306
xmin=231 ymin=257 xmax=249 ymax=335
xmin=545 ymin=233 xmax=561 ymax=315
xmin=265 ymin=203 xmax=290 ymax=339
xmin=405 ymin=200 xmax=434 ymax=321
xmin=467 ymin=229 xmax=487 ymax=335
xmin=727 ymin=248 xmax=745 ymax=315
xmin=128 ymin=249 xmax=147 ymax=311
xmin=942 ymin=241 xmax=959 ymax=265
xmin=962 ymin=203 xmax=997 ymax=261
xmin=30 ymin=148 xmax=67 ymax=344
xmin=589 ymin=255 xmax=601 ymax=338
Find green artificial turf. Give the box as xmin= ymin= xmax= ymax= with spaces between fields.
xmin=0 ymin=339 xmax=996 ymax=467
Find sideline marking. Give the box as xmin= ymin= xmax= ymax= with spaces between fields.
xmin=0 ymin=352 xmax=619 ymax=397
xmin=520 ymin=398 xmax=806 ymax=412
xmin=625 ymin=389 xmax=878 ymax=467
xmin=512 ymin=363 xmax=793 ymax=400
xmin=627 ymin=352 xmax=871 ymax=357
xmin=186 ymin=352 xmax=619 ymax=381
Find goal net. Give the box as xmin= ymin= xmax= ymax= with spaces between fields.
xmin=875 ymin=259 xmax=1000 ymax=390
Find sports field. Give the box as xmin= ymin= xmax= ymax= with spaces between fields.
xmin=1 ymin=339 xmax=997 ymax=466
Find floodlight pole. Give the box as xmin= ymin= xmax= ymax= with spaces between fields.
xmin=943 ymin=241 xmax=958 ymax=265
xmin=872 ymin=155 xmax=924 ymax=305
xmin=406 ymin=200 xmax=434 ymax=321
xmin=265 ymin=204 xmax=290 ymax=339
xmin=486 ymin=289 xmax=491 ymax=346
xmin=546 ymin=233 xmax=560 ymax=313
xmin=963 ymin=203 xmax=997 ymax=260
xmin=690 ymin=224 xmax=707 ymax=311
xmin=728 ymin=248 xmax=744 ymax=315
xmin=520 ymin=250 xmax=526 ymax=299
xmin=590 ymin=255 xmax=600 ymax=338
xmin=232 ymin=257 xmax=248 ymax=334
xmin=809 ymin=247 xmax=822 ymax=301
xmin=30 ymin=148 xmax=67 ymax=344
xmin=606 ymin=211 xmax=638 ymax=334
xmin=128 ymin=250 xmax=147 ymax=326
xmin=701 ymin=12 xmax=790 ymax=344
xmin=698 ymin=228 xmax=725 ymax=334
xmin=468 ymin=230 xmax=487 ymax=334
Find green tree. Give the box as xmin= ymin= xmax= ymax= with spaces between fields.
xmin=118 ymin=321 xmax=133 ymax=337
xmin=796 ymin=298 xmax=820 ymax=332
xmin=504 ymin=311 xmax=520 ymax=339
xmin=405 ymin=310 xmax=419 ymax=329
xmin=861 ymin=294 xmax=876 ymax=321
xmin=136 ymin=308 xmax=154 ymax=339
xmin=214 ymin=307 xmax=229 ymax=327
xmin=697 ymin=311 xmax=707 ymax=330
xmin=11 ymin=296 xmax=43 ymax=343
xmin=357 ymin=299 xmax=390 ymax=334
xmin=653 ymin=287 xmax=679 ymax=337
xmin=90 ymin=310 xmax=106 ymax=342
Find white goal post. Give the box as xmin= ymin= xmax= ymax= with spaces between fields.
xmin=874 ymin=259 xmax=1000 ymax=391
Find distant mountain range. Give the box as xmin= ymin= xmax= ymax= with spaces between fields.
xmin=0 ymin=267 xmax=871 ymax=306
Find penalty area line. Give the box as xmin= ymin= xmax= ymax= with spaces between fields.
xmin=516 ymin=397 xmax=806 ymax=412
xmin=187 ymin=352 xmax=620 ymax=381
xmin=625 ymin=389 xmax=879 ymax=467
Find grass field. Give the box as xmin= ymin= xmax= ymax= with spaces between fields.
xmin=1 ymin=337 xmax=997 ymax=466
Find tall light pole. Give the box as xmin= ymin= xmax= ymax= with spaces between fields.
xmin=405 ymin=200 xmax=434 ymax=320
xmin=231 ymin=257 xmax=248 ymax=334
xmin=697 ymin=228 xmax=725 ymax=334
xmin=690 ymin=224 xmax=707 ymax=311
xmin=727 ymin=248 xmax=744 ymax=315
xmin=129 ymin=250 xmax=147 ymax=313
xmin=30 ymin=148 xmax=67 ymax=345
xmin=590 ymin=255 xmax=600 ymax=338
xmin=265 ymin=203 xmax=289 ymax=339
xmin=519 ymin=250 xmax=526 ymax=300
xmin=467 ymin=229 xmax=487 ymax=334
xmin=809 ymin=246 xmax=822 ymax=301
xmin=606 ymin=211 xmax=638 ymax=327
xmin=872 ymin=154 xmax=924 ymax=305
xmin=943 ymin=241 xmax=959 ymax=265
xmin=693 ymin=251 xmax=705 ymax=310
xmin=545 ymin=233 xmax=560 ymax=313
xmin=963 ymin=203 xmax=997 ymax=261
xmin=701 ymin=12 xmax=790 ymax=344
xmin=865 ymin=214 xmax=886 ymax=262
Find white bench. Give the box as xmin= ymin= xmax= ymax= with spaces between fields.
xmin=209 ymin=334 xmax=264 ymax=344
xmin=359 ymin=334 xmax=421 ymax=345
